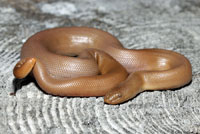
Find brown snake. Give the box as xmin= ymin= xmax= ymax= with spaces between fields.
xmin=13 ymin=27 xmax=192 ymax=104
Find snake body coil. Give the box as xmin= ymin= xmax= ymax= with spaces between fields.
xmin=13 ymin=27 xmax=192 ymax=104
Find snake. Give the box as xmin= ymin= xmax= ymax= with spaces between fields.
xmin=13 ymin=27 xmax=192 ymax=104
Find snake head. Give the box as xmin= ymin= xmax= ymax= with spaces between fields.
xmin=104 ymin=85 xmax=141 ymax=105
xmin=104 ymin=73 xmax=143 ymax=105
xmin=104 ymin=83 xmax=131 ymax=105
xmin=104 ymin=90 xmax=124 ymax=105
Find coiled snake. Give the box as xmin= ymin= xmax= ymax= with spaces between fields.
xmin=13 ymin=27 xmax=192 ymax=104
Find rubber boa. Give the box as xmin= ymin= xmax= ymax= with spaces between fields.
xmin=13 ymin=27 xmax=192 ymax=104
